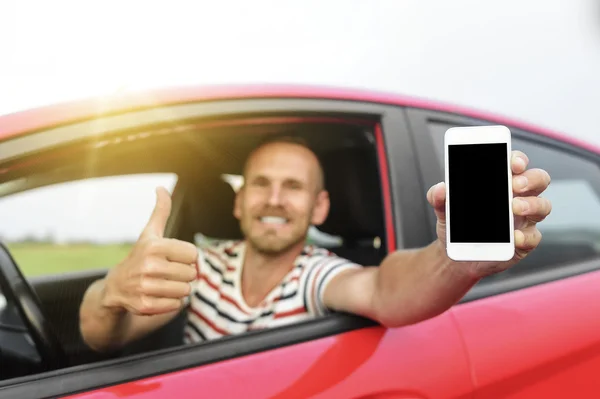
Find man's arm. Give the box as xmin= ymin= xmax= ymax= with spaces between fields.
xmin=79 ymin=188 xmax=198 ymax=352
xmin=324 ymin=151 xmax=552 ymax=327
xmin=323 ymin=242 xmax=477 ymax=327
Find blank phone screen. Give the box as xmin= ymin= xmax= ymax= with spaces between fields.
xmin=448 ymin=143 xmax=511 ymax=243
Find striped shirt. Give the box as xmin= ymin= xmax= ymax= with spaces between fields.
xmin=183 ymin=240 xmax=362 ymax=344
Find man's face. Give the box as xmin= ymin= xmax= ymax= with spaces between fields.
xmin=234 ymin=142 xmax=329 ymax=255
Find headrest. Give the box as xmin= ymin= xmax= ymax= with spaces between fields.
xmin=181 ymin=175 xmax=242 ymax=241
xmin=318 ymin=148 xmax=384 ymax=240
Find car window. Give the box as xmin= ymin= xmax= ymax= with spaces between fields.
xmin=0 ymin=173 xmax=178 ymax=277
xmin=427 ymin=122 xmax=600 ymax=274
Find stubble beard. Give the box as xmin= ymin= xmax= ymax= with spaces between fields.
xmin=241 ymin=217 xmax=309 ymax=256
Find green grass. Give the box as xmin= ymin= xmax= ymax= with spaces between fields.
xmin=5 ymin=243 xmax=133 ymax=277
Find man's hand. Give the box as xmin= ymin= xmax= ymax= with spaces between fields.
xmin=101 ymin=187 xmax=198 ymax=315
xmin=426 ymin=150 xmax=552 ymax=278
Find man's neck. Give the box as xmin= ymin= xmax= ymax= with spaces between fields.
xmin=241 ymin=241 xmax=305 ymax=308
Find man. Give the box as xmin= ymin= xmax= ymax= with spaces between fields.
xmin=79 ymin=136 xmax=552 ymax=352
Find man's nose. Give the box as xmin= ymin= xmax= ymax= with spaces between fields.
xmin=267 ymin=185 xmax=283 ymax=206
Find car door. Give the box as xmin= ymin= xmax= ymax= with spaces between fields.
xmin=407 ymin=107 xmax=600 ymax=398
xmin=0 ymin=94 xmax=474 ymax=398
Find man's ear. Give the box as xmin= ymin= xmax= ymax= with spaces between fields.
xmin=311 ymin=190 xmax=330 ymax=226
xmin=233 ymin=187 xmax=244 ymax=220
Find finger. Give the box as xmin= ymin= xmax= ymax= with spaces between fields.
xmin=143 ymin=260 xmax=197 ymax=282
xmin=515 ymin=225 xmax=542 ymax=252
xmin=513 ymin=196 xmax=552 ymax=222
xmin=147 ymin=238 xmax=199 ymax=264
xmin=141 ymin=187 xmax=172 ymax=239
xmin=512 ymin=168 xmax=551 ymax=196
xmin=511 ymin=151 xmax=530 ymax=175
xmin=139 ymin=278 xmax=192 ymax=298
xmin=130 ymin=297 xmax=184 ymax=316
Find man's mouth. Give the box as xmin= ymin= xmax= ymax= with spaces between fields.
xmin=259 ymin=216 xmax=289 ymax=225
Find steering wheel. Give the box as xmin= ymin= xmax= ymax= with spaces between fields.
xmin=0 ymin=242 xmax=68 ymax=371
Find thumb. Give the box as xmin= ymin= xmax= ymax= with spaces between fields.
xmin=142 ymin=187 xmax=172 ymax=238
xmin=427 ymin=182 xmax=446 ymax=222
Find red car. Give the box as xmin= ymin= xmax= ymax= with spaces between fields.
xmin=0 ymin=85 xmax=599 ymax=398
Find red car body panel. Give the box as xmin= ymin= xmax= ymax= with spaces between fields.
xmin=2 ymin=84 xmax=599 ymax=398
xmin=65 ymin=318 xmax=473 ymax=399
xmin=452 ymin=269 xmax=600 ymax=398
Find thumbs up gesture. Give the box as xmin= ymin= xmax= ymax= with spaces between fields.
xmin=101 ymin=187 xmax=198 ymax=315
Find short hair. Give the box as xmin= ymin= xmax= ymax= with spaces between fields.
xmin=243 ymin=134 xmax=326 ymax=191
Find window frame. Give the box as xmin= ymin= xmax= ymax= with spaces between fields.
xmin=404 ymin=107 xmax=600 ymax=303
xmin=0 ymin=98 xmax=422 ymax=398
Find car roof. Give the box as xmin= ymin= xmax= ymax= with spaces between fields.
xmin=1 ymin=83 xmax=598 ymax=155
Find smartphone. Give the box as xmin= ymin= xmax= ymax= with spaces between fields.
xmin=444 ymin=125 xmax=515 ymax=262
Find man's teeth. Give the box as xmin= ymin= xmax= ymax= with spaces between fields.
xmin=260 ymin=216 xmax=287 ymax=224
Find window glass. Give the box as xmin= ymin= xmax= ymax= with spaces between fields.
xmin=0 ymin=173 xmax=178 ymax=277
xmin=427 ymin=121 xmax=600 ymax=272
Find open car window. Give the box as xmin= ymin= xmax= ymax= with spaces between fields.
xmin=0 ymin=173 xmax=178 ymax=277
xmin=426 ymin=120 xmax=600 ymax=274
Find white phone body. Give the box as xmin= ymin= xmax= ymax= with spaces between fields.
xmin=444 ymin=125 xmax=515 ymax=262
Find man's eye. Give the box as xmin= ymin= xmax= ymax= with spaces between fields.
xmin=252 ymin=179 xmax=269 ymax=187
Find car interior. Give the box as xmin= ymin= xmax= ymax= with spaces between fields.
xmin=0 ymin=114 xmax=389 ymax=381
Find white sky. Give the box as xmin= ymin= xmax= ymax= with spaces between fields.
xmin=0 ymin=0 xmax=599 ymax=242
